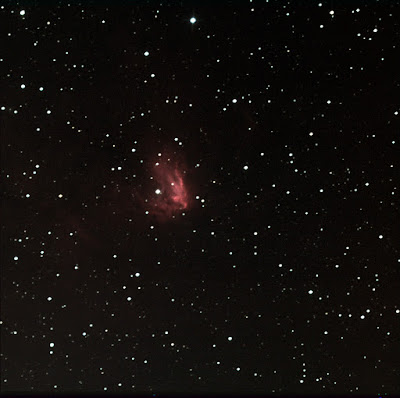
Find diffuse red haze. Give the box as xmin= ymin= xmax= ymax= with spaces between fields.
xmin=147 ymin=153 xmax=191 ymax=221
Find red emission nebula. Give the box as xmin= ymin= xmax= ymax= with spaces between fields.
xmin=146 ymin=154 xmax=191 ymax=221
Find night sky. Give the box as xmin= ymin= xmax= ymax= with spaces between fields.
xmin=1 ymin=0 xmax=400 ymax=395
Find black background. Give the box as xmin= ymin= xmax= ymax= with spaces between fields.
xmin=1 ymin=0 xmax=399 ymax=395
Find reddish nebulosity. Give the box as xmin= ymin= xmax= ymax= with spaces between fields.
xmin=148 ymin=155 xmax=190 ymax=221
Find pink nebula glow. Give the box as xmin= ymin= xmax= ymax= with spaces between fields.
xmin=148 ymin=156 xmax=190 ymax=220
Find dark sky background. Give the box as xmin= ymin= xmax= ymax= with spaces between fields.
xmin=1 ymin=0 xmax=400 ymax=395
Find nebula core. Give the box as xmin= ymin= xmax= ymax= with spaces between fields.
xmin=147 ymin=154 xmax=190 ymax=221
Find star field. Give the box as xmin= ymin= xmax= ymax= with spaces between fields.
xmin=1 ymin=1 xmax=400 ymax=395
